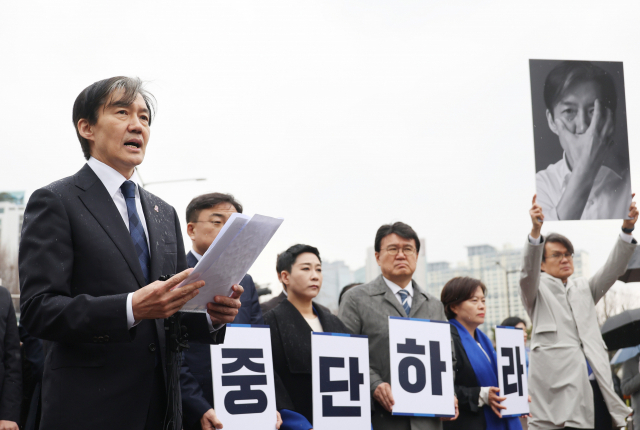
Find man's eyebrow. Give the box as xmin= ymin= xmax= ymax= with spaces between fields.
xmin=108 ymin=100 xmax=149 ymax=113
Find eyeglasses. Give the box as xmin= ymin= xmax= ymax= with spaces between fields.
xmin=545 ymin=252 xmax=573 ymax=261
xmin=384 ymin=246 xmax=417 ymax=256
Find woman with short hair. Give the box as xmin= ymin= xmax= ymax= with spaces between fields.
xmin=441 ymin=277 xmax=522 ymax=430
xmin=264 ymin=244 xmax=351 ymax=430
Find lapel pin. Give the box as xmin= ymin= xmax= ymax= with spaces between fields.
xmin=154 ymin=205 xmax=159 ymax=213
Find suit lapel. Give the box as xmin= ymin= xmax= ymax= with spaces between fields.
xmin=75 ymin=165 xmax=146 ymax=288
xmin=139 ymin=188 xmax=163 ymax=282
xmin=372 ymin=276 xmax=407 ymax=318
xmin=409 ymin=281 xmax=428 ymax=318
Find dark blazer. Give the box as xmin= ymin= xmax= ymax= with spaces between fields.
xmin=0 ymin=286 xmax=21 ymax=423
xmin=260 ymin=291 xmax=287 ymax=314
xmin=181 ymin=251 xmax=264 ymax=429
xmin=444 ymin=324 xmax=485 ymax=430
xmin=19 ymin=164 xmax=225 ymax=430
xmin=264 ymin=299 xmax=350 ymax=424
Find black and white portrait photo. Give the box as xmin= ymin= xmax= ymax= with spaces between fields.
xmin=529 ymin=59 xmax=632 ymax=221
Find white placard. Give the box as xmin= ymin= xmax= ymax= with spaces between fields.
xmin=210 ymin=324 xmax=278 ymax=429
xmin=388 ymin=317 xmax=455 ymax=417
xmin=311 ymin=332 xmax=371 ymax=430
xmin=495 ymin=326 xmax=529 ymax=417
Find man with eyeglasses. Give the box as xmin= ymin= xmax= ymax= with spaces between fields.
xmin=520 ymin=194 xmax=638 ymax=430
xmin=339 ymin=222 xmax=458 ymax=430
xmin=180 ymin=192 xmax=269 ymax=430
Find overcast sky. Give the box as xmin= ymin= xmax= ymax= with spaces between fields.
xmin=2 ymin=0 xmax=640 ymax=298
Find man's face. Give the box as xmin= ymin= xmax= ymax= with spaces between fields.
xmin=375 ymin=233 xmax=417 ymax=280
xmin=81 ymin=90 xmax=150 ymax=178
xmin=541 ymin=241 xmax=574 ymax=281
xmin=546 ymin=80 xmax=608 ymax=166
xmin=187 ymin=203 xmax=238 ymax=255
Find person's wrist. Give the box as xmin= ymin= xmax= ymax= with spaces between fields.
xmin=530 ymin=228 xmax=541 ymax=239
xmin=622 ymin=225 xmax=634 ymax=233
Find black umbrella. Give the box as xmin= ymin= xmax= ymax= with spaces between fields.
xmin=619 ymin=247 xmax=640 ymax=283
xmin=601 ymin=308 xmax=640 ymax=350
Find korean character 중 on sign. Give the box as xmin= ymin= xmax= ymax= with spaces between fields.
xmin=388 ymin=316 xmax=455 ymax=417
xmin=211 ymin=324 xmax=278 ymax=429
xmin=311 ymin=332 xmax=371 ymax=430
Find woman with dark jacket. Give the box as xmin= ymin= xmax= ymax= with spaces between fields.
xmin=441 ymin=277 xmax=522 ymax=430
xmin=264 ymin=244 xmax=351 ymax=430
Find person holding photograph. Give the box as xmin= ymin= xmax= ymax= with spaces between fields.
xmin=536 ymin=60 xmax=631 ymax=220
xmin=441 ymin=277 xmax=523 ymax=430
xmin=520 ymin=194 xmax=638 ymax=429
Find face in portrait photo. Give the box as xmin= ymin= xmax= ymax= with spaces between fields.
xmin=529 ymin=59 xmax=631 ymax=221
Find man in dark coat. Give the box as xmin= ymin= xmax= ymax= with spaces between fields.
xmin=0 ymin=285 xmax=21 ymax=430
xmin=19 ymin=77 xmax=243 ymax=430
xmin=180 ymin=192 xmax=264 ymax=430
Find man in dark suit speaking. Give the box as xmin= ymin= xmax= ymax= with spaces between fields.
xmin=19 ymin=77 xmax=243 ymax=430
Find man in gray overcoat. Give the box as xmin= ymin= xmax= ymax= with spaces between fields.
xmin=521 ymin=195 xmax=638 ymax=429
xmin=339 ymin=222 xmax=458 ymax=430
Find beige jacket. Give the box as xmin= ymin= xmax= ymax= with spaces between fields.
xmin=520 ymin=235 xmax=635 ymax=429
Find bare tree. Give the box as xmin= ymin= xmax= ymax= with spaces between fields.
xmin=596 ymin=284 xmax=640 ymax=326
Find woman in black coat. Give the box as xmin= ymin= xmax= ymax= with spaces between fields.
xmin=263 ymin=244 xmax=351 ymax=430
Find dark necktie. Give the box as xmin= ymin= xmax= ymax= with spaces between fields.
xmin=120 ymin=180 xmax=150 ymax=284
xmin=398 ymin=289 xmax=411 ymax=316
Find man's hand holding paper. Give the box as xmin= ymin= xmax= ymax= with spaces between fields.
xmin=207 ymin=283 xmax=244 ymax=325
xmin=131 ymin=269 xmax=244 ymax=325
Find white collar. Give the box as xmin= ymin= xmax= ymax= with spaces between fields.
xmin=87 ymin=157 xmax=143 ymax=199
xmin=383 ymin=276 xmax=413 ymax=297
xmin=191 ymin=249 xmax=203 ymax=261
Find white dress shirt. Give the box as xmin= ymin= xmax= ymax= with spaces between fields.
xmin=382 ymin=276 xmax=413 ymax=310
xmin=87 ymin=157 xmax=146 ymax=330
xmin=536 ymin=153 xmax=631 ymax=221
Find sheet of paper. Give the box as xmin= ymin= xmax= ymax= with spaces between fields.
xmin=180 ymin=214 xmax=284 ymax=312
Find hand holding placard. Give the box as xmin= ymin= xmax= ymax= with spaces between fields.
xmin=210 ymin=325 xmax=280 ymax=429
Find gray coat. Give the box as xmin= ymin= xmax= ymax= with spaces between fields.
xmin=520 ymin=235 xmax=635 ymax=429
xmin=339 ymin=275 xmax=449 ymax=430
xmin=621 ymin=355 xmax=640 ymax=429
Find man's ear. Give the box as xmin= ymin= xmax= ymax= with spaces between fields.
xmin=186 ymin=223 xmax=196 ymax=241
xmin=375 ymin=252 xmax=381 ymax=266
xmin=77 ymin=118 xmax=94 ymax=142
xmin=546 ymin=109 xmax=559 ymax=136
